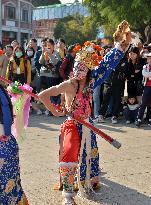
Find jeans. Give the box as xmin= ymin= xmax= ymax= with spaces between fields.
xmin=137 ymin=86 xmax=151 ymax=120
xmin=100 ymin=83 xmax=124 ymax=117
xmin=123 ymin=107 xmax=138 ymax=121
xmin=93 ymin=85 xmax=102 ymax=118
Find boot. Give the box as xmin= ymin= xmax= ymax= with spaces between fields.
xmin=62 ymin=191 xmax=77 ymax=205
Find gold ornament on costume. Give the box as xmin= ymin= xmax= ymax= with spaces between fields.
xmin=74 ymin=41 xmax=103 ymax=70
xmin=113 ymin=20 xmax=130 ymax=43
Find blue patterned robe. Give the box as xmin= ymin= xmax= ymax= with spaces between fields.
xmin=92 ymin=46 xmax=125 ymax=89
xmin=77 ymin=118 xmax=100 ymax=184
xmin=77 ymin=45 xmax=125 ymax=184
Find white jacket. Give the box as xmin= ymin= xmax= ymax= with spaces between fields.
xmin=142 ymin=64 xmax=151 ymax=79
xmin=142 ymin=64 xmax=151 ymax=85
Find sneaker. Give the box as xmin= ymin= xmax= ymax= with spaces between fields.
xmin=126 ymin=120 xmax=131 ymax=124
xmin=44 ymin=110 xmax=49 ymax=116
xmin=97 ymin=115 xmax=105 ymax=123
xmin=37 ymin=110 xmax=42 ymax=115
xmin=111 ymin=116 xmax=117 ymax=124
xmin=135 ymin=119 xmax=141 ymax=127
xmin=148 ymin=119 xmax=151 ymax=126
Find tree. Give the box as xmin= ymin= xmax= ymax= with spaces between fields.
xmin=84 ymin=0 xmax=151 ymax=43
xmin=54 ymin=14 xmax=98 ymax=45
xmin=32 ymin=0 xmax=61 ymax=7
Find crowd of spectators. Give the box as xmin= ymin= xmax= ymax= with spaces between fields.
xmin=0 ymin=37 xmax=151 ymax=128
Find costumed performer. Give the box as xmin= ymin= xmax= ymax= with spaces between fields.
xmin=38 ymin=43 xmax=102 ymax=205
xmin=0 ymin=84 xmax=28 ymax=205
xmin=38 ymin=20 xmax=132 ymax=205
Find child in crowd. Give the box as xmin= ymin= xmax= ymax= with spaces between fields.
xmin=123 ymin=96 xmax=139 ymax=124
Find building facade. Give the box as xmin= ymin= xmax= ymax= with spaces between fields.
xmin=33 ymin=3 xmax=88 ymax=40
xmin=0 ymin=0 xmax=33 ymax=46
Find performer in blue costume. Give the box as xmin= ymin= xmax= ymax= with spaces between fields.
xmin=39 ymin=20 xmax=132 ymax=205
xmin=92 ymin=20 xmax=132 ymax=89
xmin=0 ymin=84 xmax=28 ymax=205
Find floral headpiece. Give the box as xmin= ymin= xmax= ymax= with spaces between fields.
xmin=73 ymin=42 xmax=103 ymax=70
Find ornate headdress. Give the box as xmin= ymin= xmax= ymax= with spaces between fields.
xmin=74 ymin=42 xmax=103 ymax=69
xmin=72 ymin=42 xmax=103 ymax=80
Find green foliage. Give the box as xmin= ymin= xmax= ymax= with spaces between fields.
xmin=54 ymin=14 xmax=98 ymax=45
xmin=84 ymin=0 xmax=151 ymax=39
xmin=32 ymin=0 xmax=61 ymax=7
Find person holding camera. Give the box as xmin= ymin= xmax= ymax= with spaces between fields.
xmin=39 ymin=39 xmax=61 ymax=115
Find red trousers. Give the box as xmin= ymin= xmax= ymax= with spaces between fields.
xmin=59 ymin=120 xmax=81 ymax=163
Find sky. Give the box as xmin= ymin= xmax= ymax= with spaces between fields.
xmin=60 ymin=0 xmax=82 ymax=4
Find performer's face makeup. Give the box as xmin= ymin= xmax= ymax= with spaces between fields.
xmin=73 ymin=63 xmax=88 ymax=80
xmin=74 ymin=70 xmax=87 ymax=80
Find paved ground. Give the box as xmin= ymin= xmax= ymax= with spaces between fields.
xmin=19 ymin=115 xmax=151 ymax=205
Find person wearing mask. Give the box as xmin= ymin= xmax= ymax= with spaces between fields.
xmin=26 ymin=47 xmax=36 ymax=81
xmin=59 ymin=45 xmax=77 ymax=81
xmin=136 ymin=53 xmax=151 ymax=127
xmin=126 ymin=46 xmax=146 ymax=103
xmin=6 ymin=46 xmax=31 ymax=85
xmin=26 ymin=46 xmax=43 ymax=115
xmin=57 ymin=38 xmax=67 ymax=60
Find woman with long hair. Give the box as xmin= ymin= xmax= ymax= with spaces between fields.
xmin=0 ymin=84 xmax=28 ymax=204
xmin=126 ymin=46 xmax=146 ymax=102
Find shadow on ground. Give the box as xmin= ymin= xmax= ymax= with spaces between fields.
xmin=87 ymin=176 xmax=151 ymax=205
xmin=28 ymin=114 xmax=66 ymax=131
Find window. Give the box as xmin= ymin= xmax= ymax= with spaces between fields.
xmin=6 ymin=6 xmax=15 ymax=20
xmin=22 ymin=9 xmax=28 ymax=22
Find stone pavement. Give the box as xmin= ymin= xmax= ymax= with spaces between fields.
xmin=19 ymin=115 xmax=151 ymax=205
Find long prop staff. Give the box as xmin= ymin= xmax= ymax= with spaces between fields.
xmin=0 ymin=76 xmax=121 ymax=149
